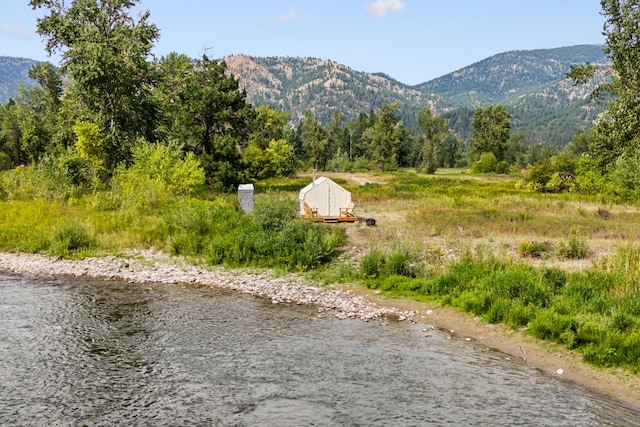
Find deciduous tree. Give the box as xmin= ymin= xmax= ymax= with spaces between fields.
xmin=29 ymin=0 xmax=160 ymax=169
xmin=469 ymin=105 xmax=511 ymax=161
xmin=417 ymin=106 xmax=449 ymax=174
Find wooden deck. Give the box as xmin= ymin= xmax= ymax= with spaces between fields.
xmin=307 ymin=216 xmax=360 ymax=224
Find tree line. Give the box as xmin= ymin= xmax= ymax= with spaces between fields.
xmin=1 ymin=0 xmax=639 ymax=203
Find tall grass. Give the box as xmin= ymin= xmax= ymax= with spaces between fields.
xmin=0 ymin=194 xmax=345 ymax=271
xmin=359 ymin=243 xmax=640 ymax=372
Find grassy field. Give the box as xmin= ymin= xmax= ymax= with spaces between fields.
xmin=2 ymin=168 xmax=640 ymax=372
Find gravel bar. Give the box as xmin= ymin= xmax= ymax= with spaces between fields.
xmin=0 ymin=251 xmax=416 ymax=322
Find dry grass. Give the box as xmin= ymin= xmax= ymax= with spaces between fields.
xmin=297 ymin=169 xmax=640 ymax=270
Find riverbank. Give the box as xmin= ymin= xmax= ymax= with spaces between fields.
xmin=1 ymin=250 xmax=639 ymax=410
xmin=0 ymin=251 xmax=416 ymax=322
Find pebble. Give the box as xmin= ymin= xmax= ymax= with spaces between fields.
xmin=0 ymin=251 xmax=417 ymax=323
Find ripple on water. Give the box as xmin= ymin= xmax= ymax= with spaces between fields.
xmin=1 ymin=273 xmax=639 ymax=426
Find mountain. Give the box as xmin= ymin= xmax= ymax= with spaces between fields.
xmin=0 ymin=56 xmax=37 ymax=103
xmin=416 ymin=45 xmax=608 ymax=107
xmin=0 ymin=45 xmax=610 ymax=147
xmin=224 ymin=55 xmax=451 ymax=130
xmin=225 ymin=45 xmax=609 ymax=146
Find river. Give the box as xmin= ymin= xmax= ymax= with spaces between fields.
xmin=1 ymin=273 xmax=639 ymax=426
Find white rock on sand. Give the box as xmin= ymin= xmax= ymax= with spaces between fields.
xmin=0 ymin=251 xmax=416 ymax=323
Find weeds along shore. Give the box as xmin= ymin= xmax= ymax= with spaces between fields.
xmin=1 ymin=170 xmax=640 ymax=375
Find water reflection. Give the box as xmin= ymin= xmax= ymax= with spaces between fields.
xmin=1 ymin=273 xmax=639 ymax=426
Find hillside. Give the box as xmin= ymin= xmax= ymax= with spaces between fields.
xmin=0 ymin=56 xmax=37 ymax=103
xmin=1 ymin=45 xmax=610 ymax=146
xmin=224 ymin=45 xmax=609 ymax=146
xmin=224 ymin=55 xmax=451 ymax=129
xmin=417 ymin=45 xmax=608 ymax=107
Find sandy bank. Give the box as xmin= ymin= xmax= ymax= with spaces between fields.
xmin=1 ymin=250 xmax=639 ymax=410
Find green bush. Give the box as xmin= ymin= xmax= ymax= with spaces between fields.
xmin=471 ymin=152 xmax=498 ymax=174
xmin=0 ymin=152 xmax=11 ymax=172
xmin=361 ymin=250 xmax=386 ymax=280
xmin=483 ymin=298 xmax=510 ymax=323
xmin=107 ymin=141 xmax=205 ymax=211
xmin=385 ymin=250 xmax=414 ymax=277
xmin=518 ymin=241 xmax=552 ymax=258
xmin=252 ymin=196 xmax=297 ymax=232
xmin=49 ymin=222 xmax=94 ymax=257
xmin=557 ymin=229 xmax=589 ymax=259
xmin=528 ymin=309 xmax=577 ymax=341
xmin=506 ymin=303 xmax=534 ymax=328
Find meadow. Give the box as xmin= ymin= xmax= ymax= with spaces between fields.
xmin=1 ymin=168 xmax=640 ymax=372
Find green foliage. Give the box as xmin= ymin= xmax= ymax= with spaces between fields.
xmin=176 ymin=56 xmax=255 ymax=187
xmin=470 ymin=152 xmax=509 ymax=174
xmin=360 ymin=250 xmax=387 ymax=279
xmin=360 ymin=244 xmax=422 ymax=281
xmin=74 ymin=121 xmax=104 ymax=168
xmin=365 ymin=103 xmax=405 ymax=171
xmin=106 ymin=141 xmax=205 ymax=211
xmin=521 ymin=153 xmax=577 ymax=193
xmin=242 ymin=138 xmax=295 ymax=179
xmin=0 ymin=150 xmax=97 ymax=202
xmin=557 ymin=229 xmax=589 ymax=259
xmin=417 ymin=106 xmax=450 ymax=174
xmin=469 ymin=105 xmax=511 ymax=162
xmin=30 ymin=0 xmax=160 ymax=168
xmin=0 ymin=152 xmax=11 ymax=172
xmin=49 ymin=222 xmax=94 ymax=257
xmin=252 ymin=196 xmax=298 ymax=232
xmin=518 ymin=241 xmax=552 ymax=258
xmin=358 ymin=241 xmax=640 ymax=370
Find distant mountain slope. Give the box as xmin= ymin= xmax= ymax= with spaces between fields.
xmin=416 ymin=45 xmax=608 ymax=107
xmin=0 ymin=56 xmax=37 ymax=103
xmin=225 ymin=46 xmax=609 ymax=146
xmin=225 ymin=55 xmax=451 ymax=128
xmin=1 ymin=45 xmax=610 ymax=147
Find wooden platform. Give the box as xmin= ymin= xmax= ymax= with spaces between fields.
xmin=307 ymin=216 xmax=360 ymax=223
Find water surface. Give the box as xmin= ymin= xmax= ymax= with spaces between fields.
xmin=1 ymin=273 xmax=639 ymax=426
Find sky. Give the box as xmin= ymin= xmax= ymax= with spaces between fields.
xmin=1 ymin=0 xmax=606 ymax=85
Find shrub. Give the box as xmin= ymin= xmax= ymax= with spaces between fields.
xmin=108 ymin=141 xmax=205 ymax=211
xmin=471 ymin=152 xmax=498 ymax=174
xmin=385 ymin=251 xmax=412 ymax=276
xmin=518 ymin=241 xmax=552 ymax=258
xmin=0 ymin=152 xmax=11 ymax=172
xmin=361 ymin=250 xmax=386 ymax=280
xmin=506 ymin=304 xmax=534 ymax=328
xmin=528 ymin=309 xmax=576 ymax=341
xmin=557 ymin=228 xmax=589 ymax=259
xmin=483 ymin=298 xmax=510 ymax=323
xmin=252 ymin=196 xmax=297 ymax=232
xmin=49 ymin=222 xmax=94 ymax=257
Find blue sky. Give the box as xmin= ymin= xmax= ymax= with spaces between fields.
xmin=2 ymin=0 xmax=605 ymax=85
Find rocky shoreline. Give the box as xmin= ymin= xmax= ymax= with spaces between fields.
xmin=0 ymin=251 xmax=417 ymax=322
xmin=3 ymin=250 xmax=640 ymax=409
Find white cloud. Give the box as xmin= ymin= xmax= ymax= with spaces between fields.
xmin=365 ymin=0 xmax=407 ymax=18
xmin=0 ymin=24 xmax=29 ymax=39
xmin=279 ymin=9 xmax=298 ymax=23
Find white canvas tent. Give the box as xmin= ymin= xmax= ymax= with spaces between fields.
xmin=299 ymin=176 xmax=352 ymax=218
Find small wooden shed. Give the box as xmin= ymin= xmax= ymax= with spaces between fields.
xmin=298 ymin=176 xmax=356 ymax=222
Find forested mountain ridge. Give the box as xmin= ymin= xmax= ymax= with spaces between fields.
xmin=224 ymin=55 xmax=450 ymax=128
xmin=417 ymin=45 xmax=608 ymax=107
xmin=1 ymin=45 xmax=610 ymax=146
xmin=224 ymin=45 xmax=609 ymax=146
xmin=0 ymin=56 xmax=37 ymax=103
